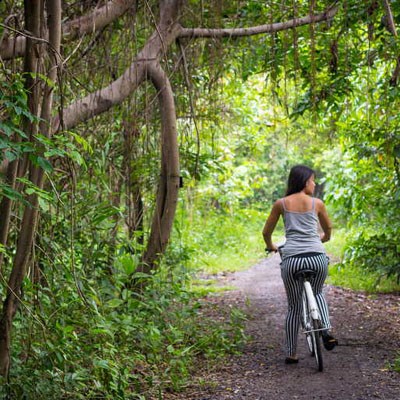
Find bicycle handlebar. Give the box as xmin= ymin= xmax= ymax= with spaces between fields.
xmin=265 ymin=243 xmax=285 ymax=258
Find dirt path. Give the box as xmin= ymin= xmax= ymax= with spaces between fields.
xmin=168 ymin=254 xmax=400 ymax=400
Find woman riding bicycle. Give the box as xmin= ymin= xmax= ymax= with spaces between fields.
xmin=262 ymin=165 xmax=338 ymax=364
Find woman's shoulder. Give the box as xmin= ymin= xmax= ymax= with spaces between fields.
xmin=272 ymin=198 xmax=285 ymax=212
xmin=314 ymin=197 xmax=326 ymax=211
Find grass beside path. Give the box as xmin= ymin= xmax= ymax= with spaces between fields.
xmin=177 ymin=210 xmax=400 ymax=294
xmin=325 ymin=229 xmax=400 ymax=294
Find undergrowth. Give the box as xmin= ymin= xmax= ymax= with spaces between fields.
xmin=3 ymin=208 xmax=398 ymax=399
xmin=328 ymin=263 xmax=400 ymax=293
xmin=391 ymin=354 xmax=400 ymax=373
xmin=0 ymin=257 xmax=247 ymax=400
xmin=174 ymin=206 xmax=283 ymax=275
xmin=325 ymin=229 xmax=400 ymax=293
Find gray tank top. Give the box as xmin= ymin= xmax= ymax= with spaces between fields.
xmin=281 ymin=197 xmax=325 ymax=259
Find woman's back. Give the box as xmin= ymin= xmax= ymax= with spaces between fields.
xmin=281 ymin=194 xmax=325 ymax=259
xmin=281 ymin=192 xmax=314 ymax=213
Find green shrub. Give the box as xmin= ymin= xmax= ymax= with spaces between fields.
xmin=0 ymin=255 xmax=247 ymax=399
xmin=343 ymin=228 xmax=400 ymax=283
xmin=391 ymin=355 xmax=400 ymax=373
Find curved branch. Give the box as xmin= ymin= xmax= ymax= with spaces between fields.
xmin=63 ymin=0 xmax=137 ymax=40
xmin=57 ymin=61 xmax=146 ymax=131
xmin=139 ymin=61 xmax=180 ymax=273
xmin=179 ymin=3 xmax=339 ymax=39
xmin=57 ymin=23 xmax=182 ymax=131
xmin=0 ymin=0 xmax=137 ymax=60
xmin=57 ymin=1 xmax=340 ymax=131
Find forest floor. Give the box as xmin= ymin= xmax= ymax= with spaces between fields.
xmin=165 ymin=253 xmax=400 ymax=400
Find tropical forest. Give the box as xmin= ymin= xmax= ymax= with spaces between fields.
xmin=0 ymin=1 xmax=399 ymax=399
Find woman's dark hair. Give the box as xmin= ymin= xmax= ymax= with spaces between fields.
xmin=285 ymin=165 xmax=315 ymax=196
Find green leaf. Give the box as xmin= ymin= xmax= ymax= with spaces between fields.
xmin=107 ymin=299 xmax=124 ymax=308
xmin=0 ymin=122 xmax=14 ymax=137
xmin=0 ymin=138 xmax=8 ymax=149
xmin=36 ymin=156 xmax=53 ymax=172
xmin=68 ymin=131 xmax=93 ymax=154
xmin=0 ymin=184 xmax=27 ymax=204
xmin=117 ymin=254 xmax=139 ymax=275
xmin=12 ymin=127 xmax=28 ymax=138
xmin=4 ymin=150 xmax=17 ymax=162
xmin=130 ymin=272 xmax=152 ymax=279
xmin=94 ymin=359 xmax=110 ymax=370
xmin=0 ymin=243 xmax=7 ymax=255
xmin=45 ymin=148 xmax=66 ymax=158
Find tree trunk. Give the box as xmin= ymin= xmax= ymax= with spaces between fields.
xmin=0 ymin=0 xmax=62 ymax=377
xmin=0 ymin=0 xmax=44 ymax=271
xmin=0 ymin=0 xmax=43 ymax=376
xmin=0 ymin=159 xmax=19 ymax=270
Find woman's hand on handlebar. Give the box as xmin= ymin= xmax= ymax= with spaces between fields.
xmin=265 ymin=244 xmax=278 ymax=254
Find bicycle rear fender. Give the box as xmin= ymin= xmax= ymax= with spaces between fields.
xmin=304 ymin=281 xmax=320 ymax=321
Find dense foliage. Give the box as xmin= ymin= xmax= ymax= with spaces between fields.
xmin=0 ymin=0 xmax=399 ymax=397
xmin=2 ymin=262 xmax=246 ymax=399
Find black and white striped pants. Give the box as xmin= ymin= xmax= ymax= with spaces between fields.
xmin=280 ymin=253 xmax=330 ymax=357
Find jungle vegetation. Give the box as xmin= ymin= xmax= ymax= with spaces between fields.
xmin=0 ymin=0 xmax=399 ymax=398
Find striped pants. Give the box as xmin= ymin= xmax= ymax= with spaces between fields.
xmin=280 ymin=253 xmax=330 ymax=357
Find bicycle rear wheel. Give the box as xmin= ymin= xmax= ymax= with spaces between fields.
xmin=311 ymin=319 xmax=323 ymax=372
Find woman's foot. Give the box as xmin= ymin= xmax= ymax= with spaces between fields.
xmin=285 ymin=356 xmax=299 ymax=364
xmin=322 ymin=332 xmax=338 ymax=351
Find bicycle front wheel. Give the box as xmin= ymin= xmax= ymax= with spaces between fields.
xmin=311 ymin=319 xmax=323 ymax=372
xmin=302 ymin=292 xmax=314 ymax=355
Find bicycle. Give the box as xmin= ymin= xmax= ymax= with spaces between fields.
xmin=294 ymin=268 xmax=325 ymax=372
xmin=269 ymin=246 xmax=328 ymax=372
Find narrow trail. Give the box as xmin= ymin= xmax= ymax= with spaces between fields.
xmin=168 ymin=254 xmax=400 ymax=400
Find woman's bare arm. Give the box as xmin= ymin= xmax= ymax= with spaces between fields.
xmin=316 ymin=199 xmax=332 ymax=243
xmin=262 ymin=200 xmax=282 ymax=251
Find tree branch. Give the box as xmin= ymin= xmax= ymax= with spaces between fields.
xmin=381 ymin=0 xmax=400 ymax=86
xmin=56 ymin=23 xmax=182 ymax=131
xmin=0 ymin=0 xmax=137 ymax=60
xmin=382 ymin=0 xmax=397 ymax=37
xmin=63 ymin=0 xmax=137 ymax=40
xmin=56 ymin=1 xmax=340 ymax=131
xmin=139 ymin=61 xmax=180 ymax=273
xmin=178 ymin=3 xmax=339 ymax=39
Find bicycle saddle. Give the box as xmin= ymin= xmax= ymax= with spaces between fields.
xmin=294 ymin=269 xmax=316 ymax=280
